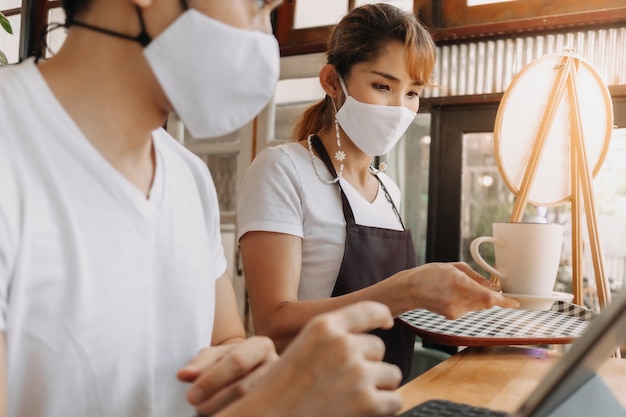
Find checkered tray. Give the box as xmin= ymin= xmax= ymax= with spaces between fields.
xmin=399 ymin=301 xmax=595 ymax=346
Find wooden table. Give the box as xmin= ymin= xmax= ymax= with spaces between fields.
xmin=397 ymin=345 xmax=626 ymax=413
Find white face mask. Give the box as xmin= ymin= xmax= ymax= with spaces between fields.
xmin=144 ymin=9 xmax=280 ymax=139
xmin=335 ymin=76 xmax=417 ymax=156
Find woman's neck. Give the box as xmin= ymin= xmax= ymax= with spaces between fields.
xmin=316 ymin=130 xmax=377 ymax=194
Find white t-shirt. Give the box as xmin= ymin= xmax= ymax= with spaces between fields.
xmin=237 ymin=142 xmax=402 ymax=300
xmin=0 ymin=60 xmax=227 ymax=417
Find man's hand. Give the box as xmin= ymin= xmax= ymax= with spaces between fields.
xmin=178 ymin=336 xmax=279 ymax=415
xmin=222 ymin=301 xmax=404 ymax=417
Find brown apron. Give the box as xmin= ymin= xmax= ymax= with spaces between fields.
xmin=311 ymin=135 xmax=417 ymax=380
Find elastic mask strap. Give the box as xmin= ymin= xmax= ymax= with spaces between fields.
xmin=35 ymin=22 xmax=65 ymax=62
xmin=65 ymin=5 xmax=152 ymax=47
xmin=338 ymin=75 xmax=350 ymax=97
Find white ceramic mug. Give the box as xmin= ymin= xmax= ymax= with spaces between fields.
xmin=470 ymin=222 xmax=564 ymax=296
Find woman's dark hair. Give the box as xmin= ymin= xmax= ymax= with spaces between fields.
xmin=33 ymin=0 xmax=92 ymax=60
xmin=61 ymin=0 xmax=92 ymax=22
xmin=61 ymin=0 xmax=188 ymax=22
xmin=291 ymin=3 xmax=436 ymax=141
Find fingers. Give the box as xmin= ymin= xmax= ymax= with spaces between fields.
xmin=452 ymin=262 xmax=494 ymax=287
xmin=177 ymin=346 xmax=223 ymax=383
xmin=220 ymin=302 xmax=403 ymax=417
xmin=452 ymin=263 xmax=520 ymax=310
xmin=493 ymin=293 xmax=521 ymax=309
xmin=371 ymin=361 xmax=403 ymax=391
xmin=183 ymin=337 xmax=278 ymax=408
xmin=323 ymin=300 xmax=395 ymax=334
xmin=353 ymin=333 xmax=387 ymax=362
xmin=456 ymin=281 xmax=520 ymax=316
xmin=416 ymin=263 xmax=520 ymax=319
xmin=194 ymin=360 xmax=275 ymax=416
xmin=451 ymin=262 xmax=502 ymax=293
xmin=369 ymin=391 xmax=404 ymax=416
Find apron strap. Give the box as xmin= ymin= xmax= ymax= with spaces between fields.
xmin=310 ymin=135 xmax=357 ymax=226
xmin=372 ymin=174 xmax=406 ymax=230
xmin=310 ymin=135 xmax=408 ymax=229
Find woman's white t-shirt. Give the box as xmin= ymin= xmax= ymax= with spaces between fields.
xmin=237 ymin=142 xmax=403 ymax=300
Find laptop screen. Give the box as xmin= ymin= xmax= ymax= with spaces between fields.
xmin=515 ymin=287 xmax=626 ymax=417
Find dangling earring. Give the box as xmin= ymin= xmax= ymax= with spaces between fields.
xmin=370 ymin=155 xmax=388 ymax=175
xmin=377 ymin=155 xmax=388 ymax=172
xmin=333 ymin=116 xmax=346 ymax=168
xmin=307 ymin=97 xmax=345 ymax=184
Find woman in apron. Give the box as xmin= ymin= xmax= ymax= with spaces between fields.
xmin=237 ymin=3 xmax=518 ymax=382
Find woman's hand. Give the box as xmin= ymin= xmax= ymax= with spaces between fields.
xmin=402 ymin=262 xmax=520 ymax=319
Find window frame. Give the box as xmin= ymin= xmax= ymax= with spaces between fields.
xmin=432 ymin=0 xmax=626 ymax=43
xmin=274 ymin=0 xmax=432 ymax=56
xmin=274 ymin=0 xmax=626 ymax=55
xmin=1 ymin=0 xmax=61 ymax=61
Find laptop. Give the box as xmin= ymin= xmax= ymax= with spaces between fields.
xmin=398 ymin=286 xmax=626 ymax=417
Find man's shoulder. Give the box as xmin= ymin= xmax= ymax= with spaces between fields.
xmin=0 ymin=60 xmax=45 ymax=131
xmin=152 ymin=128 xmax=202 ymax=163
xmin=0 ymin=59 xmax=37 ymax=96
xmin=152 ymin=128 xmax=215 ymax=187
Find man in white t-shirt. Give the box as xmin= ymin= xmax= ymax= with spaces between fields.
xmin=0 ymin=1 xmax=405 ymax=416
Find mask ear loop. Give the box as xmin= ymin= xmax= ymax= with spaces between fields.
xmin=64 ymin=5 xmax=152 ymax=47
xmin=34 ymin=22 xmax=65 ymax=63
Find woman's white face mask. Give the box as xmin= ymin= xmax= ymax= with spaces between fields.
xmin=335 ymin=76 xmax=417 ymax=156
xmin=144 ymin=9 xmax=280 ymax=139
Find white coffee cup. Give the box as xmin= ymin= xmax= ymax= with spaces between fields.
xmin=470 ymin=222 xmax=564 ymax=296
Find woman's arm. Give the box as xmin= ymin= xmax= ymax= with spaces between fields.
xmin=241 ymin=230 xmax=519 ymax=352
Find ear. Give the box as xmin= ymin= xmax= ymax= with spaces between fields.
xmin=319 ymin=64 xmax=342 ymax=100
xmin=133 ymin=0 xmax=153 ymax=7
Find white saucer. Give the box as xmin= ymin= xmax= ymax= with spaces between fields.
xmin=502 ymin=291 xmax=574 ymax=311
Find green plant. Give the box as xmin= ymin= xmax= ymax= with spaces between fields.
xmin=0 ymin=11 xmax=13 ymax=67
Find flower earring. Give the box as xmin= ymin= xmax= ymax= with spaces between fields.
xmin=377 ymin=155 xmax=388 ymax=172
xmin=307 ymin=97 xmax=345 ymax=184
xmin=369 ymin=155 xmax=388 ymax=175
xmin=333 ymin=114 xmax=346 ymax=166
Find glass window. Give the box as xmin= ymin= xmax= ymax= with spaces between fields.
xmin=387 ymin=113 xmax=431 ymax=265
xmin=293 ymin=0 xmax=348 ymax=30
xmin=275 ymin=77 xmax=323 ymax=105
xmin=274 ymin=77 xmax=324 ymax=142
xmin=0 ymin=13 xmax=20 ymax=64
xmin=459 ymin=129 xmax=626 ymax=311
xmin=0 ymin=0 xmax=21 ymax=9
xmin=0 ymin=5 xmax=67 ymax=64
xmin=203 ymin=154 xmax=238 ymax=213
xmin=45 ymin=7 xmax=66 ymax=57
xmin=354 ymin=0 xmax=414 ymax=12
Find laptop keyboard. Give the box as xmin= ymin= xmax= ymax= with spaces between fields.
xmin=397 ymin=399 xmax=508 ymax=417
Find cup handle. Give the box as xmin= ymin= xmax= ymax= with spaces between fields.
xmin=469 ymin=236 xmax=507 ymax=279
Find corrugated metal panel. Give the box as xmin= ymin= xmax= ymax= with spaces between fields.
xmin=423 ymin=26 xmax=626 ymax=98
